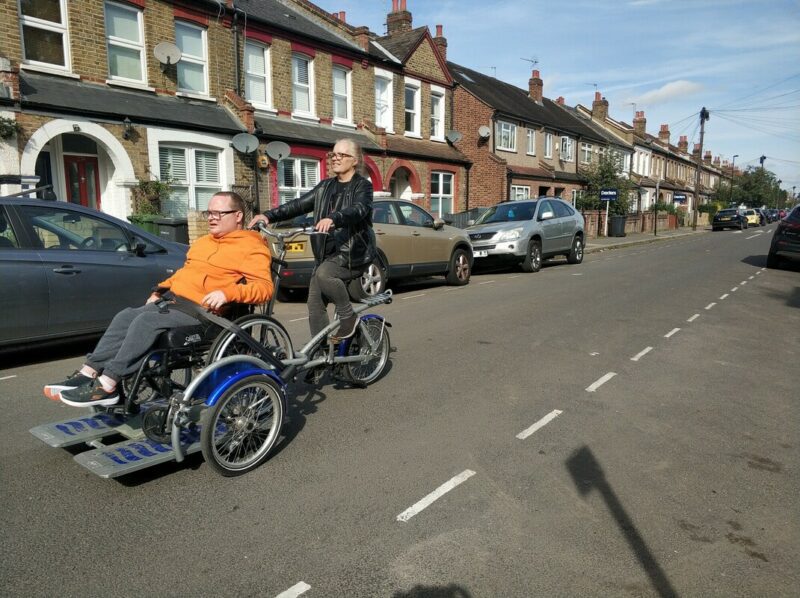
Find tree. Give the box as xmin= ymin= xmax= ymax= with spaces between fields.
xmin=730 ymin=167 xmax=781 ymax=208
xmin=578 ymin=152 xmax=635 ymax=215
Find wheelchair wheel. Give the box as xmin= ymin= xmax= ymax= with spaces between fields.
xmin=122 ymin=363 xmax=193 ymax=405
xmin=205 ymin=315 xmax=293 ymax=365
xmin=344 ymin=318 xmax=391 ymax=385
xmin=200 ymin=374 xmax=284 ymax=476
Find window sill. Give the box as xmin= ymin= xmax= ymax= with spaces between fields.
xmin=20 ymin=64 xmax=79 ymax=79
xmin=526 ymin=152 xmax=536 ymax=157
xmin=107 ymin=79 xmax=156 ymax=93
xmin=496 ymin=147 xmax=516 ymax=153
xmin=332 ymin=120 xmax=356 ymax=130
xmin=430 ymin=136 xmax=446 ymax=143
xmin=176 ymin=91 xmax=216 ymax=102
xmin=253 ymin=106 xmax=277 ymax=116
xmin=404 ymin=132 xmax=422 ymax=139
xmin=292 ymin=112 xmax=320 ymax=124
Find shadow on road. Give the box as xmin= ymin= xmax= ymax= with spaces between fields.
xmin=392 ymin=584 xmax=472 ymax=598
xmin=741 ymin=254 xmax=767 ymax=268
xmin=0 ymin=337 xmax=97 ymax=369
xmin=566 ymin=446 xmax=679 ymax=598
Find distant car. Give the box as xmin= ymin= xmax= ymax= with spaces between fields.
xmin=767 ymin=209 xmax=779 ymax=223
xmin=743 ymin=209 xmax=761 ymax=226
xmin=0 ymin=197 xmax=188 ymax=348
xmin=712 ymin=208 xmax=748 ymax=231
xmin=273 ymin=198 xmax=473 ymax=297
xmin=466 ymin=197 xmax=585 ymax=272
xmin=767 ymin=205 xmax=800 ymax=269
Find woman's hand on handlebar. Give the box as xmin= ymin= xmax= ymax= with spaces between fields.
xmin=315 ymin=217 xmax=335 ymax=233
xmin=248 ymin=214 xmax=269 ymax=230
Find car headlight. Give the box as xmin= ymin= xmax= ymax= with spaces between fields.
xmin=496 ymin=228 xmax=523 ymax=241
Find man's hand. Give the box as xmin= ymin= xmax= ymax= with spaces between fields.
xmin=315 ymin=217 xmax=335 ymax=233
xmin=202 ymin=290 xmax=228 ymax=311
xmin=248 ymin=214 xmax=269 ymax=229
xmin=146 ymin=293 xmax=161 ymax=305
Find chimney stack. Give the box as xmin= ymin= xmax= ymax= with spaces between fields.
xmin=433 ymin=24 xmax=447 ymax=61
xmin=658 ymin=124 xmax=670 ymax=145
xmin=678 ymin=135 xmax=688 ymax=153
xmin=556 ymin=96 xmax=565 ymax=105
xmin=713 ymin=156 xmax=721 ymax=166
xmin=633 ymin=110 xmax=646 ymax=137
xmin=703 ymin=150 xmax=712 ymax=164
xmin=338 ymin=11 xmax=346 ymax=22
xmin=529 ymin=69 xmax=543 ymax=103
xmin=692 ymin=143 xmax=701 ymax=159
xmin=387 ymin=0 xmax=412 ymax=35
xmin=353 ymin=25 xmax=371 ymax=52
xmin=592 ymin=91 xmax=609 ymax=122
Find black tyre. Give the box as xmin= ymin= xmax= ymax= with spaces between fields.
xmin=360 ymin=257 xmax=388 ymax=297
xmin=712 ymin=227 xmax=719 ymax=232
xmin=766 ymin=251 xmax=780 ymax=269
xmin=566 ymin=235 xmax=584 ymax=264
xmin=445 ymin=248 xmax=471 ymax=285
xmin=343 ymin=318 xmax=391 ymax=386
xmin=200 ymin=375 xmax=284 ymax=476
xmin=521 ymin=239 xmax=542 ymax=273
xmin=206 ymin=315 xmax=293 ymax=365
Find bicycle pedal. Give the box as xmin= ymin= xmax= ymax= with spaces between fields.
xmin=304 ymin=367 xmax=325 ymax=385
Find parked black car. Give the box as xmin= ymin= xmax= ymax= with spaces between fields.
xmin=767 ymin=205 xmax=800 ymax=269
xmin=712 ymin=208 xmax=748 ymax=231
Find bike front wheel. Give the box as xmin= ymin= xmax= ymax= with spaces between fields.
xmin=206 ymin=315 xmax=293 ymax=365
xmin=343 ymin=318 xmax=391 ymax=385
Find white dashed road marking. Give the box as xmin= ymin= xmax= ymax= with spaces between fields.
xmin=740 ymin=281 xmax=747 ymax=285
xmin=749 ymin=276 xmax=755 ymax=280
xmin=397 ymin=470 xmax=476 ymax=522
xmin=586 ymin=372 xmax=617 ymax=392
xmin=289 ymin=317 xmax=308 ymax=322
xmin=705 ymin=302 xmax=716 ymax=310
xmin=687 ymin=314 xmax=700 ymax=322
xmin=402 ymin=294 xmax=426 ymax=300
xmin=516 ymin=409 xmax=563 ymax=440
xmin=731 ymin=287 xmax=738 ymax=292
xmin=275 ymin=582 xmax=311 ymax=598
xmin=665 ymin=328 xmax=681 ymax=338
xmin=478 ymin=281 xmax=495 ymax=285
xmin=745 ymin=234 xmax=760 ymax=240
xmin=0 ymin=375 xmax=17 ymax=381
xmin=720 ymin=293 xmax=729 ymax=300
xmin=631 ymin=347 xmax=653 ymax=362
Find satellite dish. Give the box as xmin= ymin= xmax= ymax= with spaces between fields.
xmin=231 ymin=133 xmax=259 ymax=154
xmin=265 ymin=141 xmax=291 ymax=161
xmin=477 ymin=125 xmax=491 ymax=139
xmin=445 ymin=130 xmax=463 ymax=144
xmin=154 ymin=42 xmax=182 ymax=72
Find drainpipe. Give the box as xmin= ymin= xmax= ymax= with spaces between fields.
xmin=232 ymin=10 xmax=241 ymax=96
xmin=464 ymin=162 xmax=471 ymax=212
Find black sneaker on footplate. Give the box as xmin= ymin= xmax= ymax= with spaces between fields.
xmin=60 ymin=380 xmax=119 ymax=407
xmin=330 ymin=315 xmax=358 ymax=342
xmin=43 ymin=371 xmax=94 ymax=401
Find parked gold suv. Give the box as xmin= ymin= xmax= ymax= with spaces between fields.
xmin=272 ymin=199 xmax=473 ymax=298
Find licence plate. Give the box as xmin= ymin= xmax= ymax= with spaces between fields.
xmin=720 ymin=217 xmax=730 ymax=221
xmin=287 ymin=242 xmax=305 ymax=252
xmin=474 ymin=250 xmax=488 ymax=258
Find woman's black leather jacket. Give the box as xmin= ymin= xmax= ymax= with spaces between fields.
xmin=264 ymin=173 xmax=374 ymax=269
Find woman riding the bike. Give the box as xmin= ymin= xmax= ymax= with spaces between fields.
xmin=249 ymin=138 xmax=374 ymax=341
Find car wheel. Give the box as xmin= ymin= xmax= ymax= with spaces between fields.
xmin=445 ymin=248 xmax=471 ymax=285
xmin=766 ymin=251 xmax=780 ymax=269
xmin=567 ymin=234 xmax=584 ymax=264
xmin=521 ymin=239 xmax=542 ymax=273
xmin=712 ymin=227 xmax=719 ymax=232
xmin=360 ymin=257 xmax=388 ymax=296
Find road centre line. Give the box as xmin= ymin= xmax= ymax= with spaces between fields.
xmin=749 ymin=276 xmax=755 ymax=280
xmin=664 ymin=328 xmax=681 ymax=338
xmin=516 ymin=409 xmax=563 ymax=440
xmin=740 ymin=280 xmax=747 ymax=285
xmin=731 ymin=287 xmax=738 ymax=292
xmin=478 ymin=280 xmax=495 ymax=285
xmin=402 ymin=294 xmax=426 ymax=300
xmin=745 ymin=234 xmax=760 ymax=240
xmin=687 ymin=314 xmax=700 ymax=322
xmin=586 ymin=372 xmax=617 ymax=392
xmin=720 ymin=293 xmax=729 ymax=300
xmin=275 ymin=582 xmax=311 ymax=598
xmin=0 ymin=375 xmax=17 ymax=381
xmin=630 ymin=346 xmax=653 ymax=362
xmin=397 ymin=470 xmax=476 ymax=522
xmin=289 ymin=317 xmax=309 ymax=322
xmin=705 ymin=302 xmax=716 ymax=310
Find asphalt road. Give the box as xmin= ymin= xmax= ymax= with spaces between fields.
xmin=1 ymin=227 xmax=797 ymax=597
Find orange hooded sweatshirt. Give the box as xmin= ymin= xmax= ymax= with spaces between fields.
xmin=157 ymin=230 xmax=273 ymax=305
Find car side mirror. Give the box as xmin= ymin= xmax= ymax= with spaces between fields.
xmin=134 ymin=242 xmax=146 ymax=257
xmin=539 ymin=210 xmax=555 ymax=221
xmin=432 ymin=218 xmax=445 ymax=230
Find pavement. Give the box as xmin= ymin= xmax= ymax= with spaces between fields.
xmin=586 ymin=225 xmax=710 ymax=253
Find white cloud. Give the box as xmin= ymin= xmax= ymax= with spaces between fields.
xmin=630 ymin=80 xmax=705 ymax=105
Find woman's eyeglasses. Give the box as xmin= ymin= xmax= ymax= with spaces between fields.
xmin=327 ymin=151 xmax=353 ymax=161
xmin=202 ymin=210 xmax=239 ymax=219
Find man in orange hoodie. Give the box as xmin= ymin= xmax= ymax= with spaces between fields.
xmin=44 ymin=191 xmax=272 ymax=408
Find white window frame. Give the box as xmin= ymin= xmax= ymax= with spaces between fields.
xmin=496 ymin=120 xmax=516 ymax=152
xmin=430 ymin=84 xmax=445 ymax=141
xmin=277 ymin=157 xmax=320 ymax=204
xmin=430 ymin=171 xmax=454 ymax=217
xmin=580 ymin=142 xmax=592 ymax=164
xmin=175 ymin=21 xmax=209 ymax=97
xmin=511 ymin=185 xmax=530 ymax=200
xmin=544 ymin=132 xmax=553 ymax=158
xmin=560 ymin=136 xmax=574 ymax=162
xmin=105 ymin=1 xmax=146 ymax=85
xmin=158 ymin=145 xmax=222 ymax=216
xmin=18 ymin=0 xmax=72 ymax=73
xmin=374 ymin=67 xmax=394 ymax=133
xmin=526 ymin=129 xmax=536 ymax=156
xmin=244 ymin=40 xmax=273 ymax=112
xmin=292 ymin=53 xmax=316 ymax=120
xmin=404 ymin=77 xmax=421 ymax=138
xmin=332 ymin=65 xmax=353 ymax=125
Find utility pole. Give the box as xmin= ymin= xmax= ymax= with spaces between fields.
xmin=692 ymin=107 xmax=710 ymax=231
xmin=728 ymin=154 xmax=738 ymax=206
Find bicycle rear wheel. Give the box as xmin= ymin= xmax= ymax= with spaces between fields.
xmin=206 ymin=315 xmax=293 ymax=365
xmin=343 ymin=318 xmax=390 ymax=385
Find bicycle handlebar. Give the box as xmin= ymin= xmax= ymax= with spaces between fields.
xmin=252 ymin=222 xmax=332 ymax=242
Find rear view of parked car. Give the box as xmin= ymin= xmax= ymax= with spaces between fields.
xmin=467 ymin=197 xmax=585 ymax=272
xmin=712 ymin=208 xmax=748 ymax=231
xmin=744 ymin=209 xmax=761 ymax=226
xmin=767 ymin=205 xmax=800 ymax=269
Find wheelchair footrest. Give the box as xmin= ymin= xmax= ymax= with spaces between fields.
xmin=29 ymin=412 xmax=135 ymax=448
xmin=73 ymin=429 xmax=202 ymax=479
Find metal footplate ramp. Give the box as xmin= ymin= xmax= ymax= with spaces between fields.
xmin=29 ymin=412 xmax=135 ymax=448
xmin=359 ymin=289 xmax=393 ymax=307
xmin=73 ymin=428 xmax=202 ymax=479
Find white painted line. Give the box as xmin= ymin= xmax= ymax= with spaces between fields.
xmin=705 ymin=302 xmax=716 ymax=310
xmin=586 ymin=372 xmax=617 ymax=393
xmin=590 ymin=352 xmax=599 ymax=356
xmin=478 ymin=280 xmax=495 ymax=285
xmin=275 ymin=582 xmax=311 ymax=598
xmin=630 ymin=346 xmax=653 ymax=362
xmin=740 ymin=281 xmax=747 ymax=285
xmin=289 ymin=317 xmax=309 ymax=322
xmin=509 ymin=275 xmax=523 ymax=278
xmin=719 ymin=293 xmax=729 ymax=300
xmin=0 ymin=375 xmax=17 ymax=381
xmin=516 ymin=409 xmax=563 ymax=440
xmin=745 ymin=234 xmax=759 ymax=240
xmin=572 ymin=273 xmax=583 ymax=276
xmin=402 ymin=294 xmax=426 ymax=300
xmin=664 ymin=328 xmax=681 ymax=338
xmin=731 ymin=287 xmax=738 ymax=292
xmin=397 ymin=470 xmax=476 ymax=522
xmin=748 ymin=276 xmax=754 ymax=280
xmin=687 ymin=314 xmax=700 ymax=322
xmin=756 ymin=271 xmax=762 ymax=275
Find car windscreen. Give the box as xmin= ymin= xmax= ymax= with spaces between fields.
xmin=474 ymin=202 xmax=537 ymax=224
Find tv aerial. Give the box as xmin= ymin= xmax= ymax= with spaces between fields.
xmin=521 ymin=57 xmax=539 ymax=69
xmin=154 ymin=42 xmax=182 ymax=73
xmin=231 ymin=133 xmax=260 ymax=154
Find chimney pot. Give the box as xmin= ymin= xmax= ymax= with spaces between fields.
xmin=339 ymin=10 xmax=345 ymax=22
xmin=436 ymin=24 xmax=442 ymax=37
xmin=400 ymin=0 xmax=407 ymax=9
xmin=392 ymin=0 xmax=398 ymax=11
xmin=557 ymin=96 xmax=565 ymax=105
xmin=594 ymin=91 xmax=601 ymax=101
xmin=533 ymin=69 xmax=540 ymax=78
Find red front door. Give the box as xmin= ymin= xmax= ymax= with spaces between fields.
xmin=64 ymin=155 xmax=101 ymax=210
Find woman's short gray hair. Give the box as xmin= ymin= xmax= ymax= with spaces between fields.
xmin=335 ymin=138 xmax=367 ymax=177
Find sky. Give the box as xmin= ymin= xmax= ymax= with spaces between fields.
xmin=313 ymin=0 xmax=800 ymax=197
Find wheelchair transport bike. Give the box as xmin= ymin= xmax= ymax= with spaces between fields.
xmin=30 ymin=224 xmax=392 ymax=478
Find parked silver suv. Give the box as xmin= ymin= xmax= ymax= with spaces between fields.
xmin=466 ymin=197 xmax=585 ymax=272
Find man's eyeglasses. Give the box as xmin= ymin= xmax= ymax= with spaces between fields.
xmin=202 ymin=210 xmax=240 ymax=219
xmin=327 ymin=151 xmax=353 ymax=161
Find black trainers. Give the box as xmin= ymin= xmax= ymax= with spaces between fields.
xmin=44 ymin=371 xmax=94 ymax=401
xmin=330 ymin=315 xmax=358 ymax=342
xmin=60 ymin=379 xmax=119 ymax=408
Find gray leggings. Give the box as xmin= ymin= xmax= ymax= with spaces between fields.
xmin=307 ymin=258 xmax=358 ymax=336
xmin=85 ymin=303 xmax=200 ymax=381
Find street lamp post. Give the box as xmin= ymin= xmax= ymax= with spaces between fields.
xmin=728 ymin=154 xmax=738 ymax=205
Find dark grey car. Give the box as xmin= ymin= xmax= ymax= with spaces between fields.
xmin=0 ymin=197 xmax=187 ymax=348
xmin=466 ymin=197 xmax=585 ymax=272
